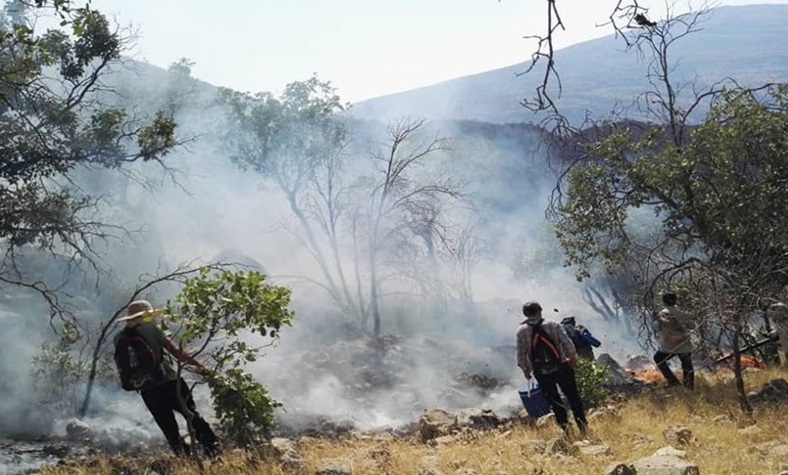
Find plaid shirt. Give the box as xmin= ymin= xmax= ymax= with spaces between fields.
xmin=516 ymin=318 xmax=577 ymax=376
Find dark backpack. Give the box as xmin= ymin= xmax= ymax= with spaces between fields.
xmin=563 ymin=323 xmax=586 ymax=348
xmin=529 ymin=323 xmax=562 ymax=375
xmin=114 ymin=327 xmax=162 ymax=391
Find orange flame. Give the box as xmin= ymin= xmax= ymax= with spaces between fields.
xmin=625 ymin=354 xmax=767 ymax=383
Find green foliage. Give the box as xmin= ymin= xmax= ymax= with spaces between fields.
xmin=163 ymin=268 xmax=295 ymax=447
xmin=574 ymin=359 xmax=610 ymax=408
xmin=207 ymin=369 xmax=281 ymax=447
xmin=219 ymin=74 xmax=346 ymax=176
xmin=31 ymin=323 xmax=85 ymax=412
xmin=138 ymin=112 xmax=178 ymax=160
xmin=555 ymin=86 xmax=788 ymax=301
xmin=0 ymin=1 xmax=177 ymax=281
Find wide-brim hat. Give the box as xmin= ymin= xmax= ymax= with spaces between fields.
xmin=116 ymin=300 xmax=163 ymax=322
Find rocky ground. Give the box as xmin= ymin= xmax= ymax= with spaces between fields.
xmin=0 ymin=334 xmax=779 ymax=475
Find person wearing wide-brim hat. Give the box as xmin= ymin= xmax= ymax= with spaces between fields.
xmin=113 ymin=299 xmax=221 ymax=457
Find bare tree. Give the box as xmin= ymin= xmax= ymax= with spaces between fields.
xmin=518 ymin=0 xmax=656 ymax=117
xmin=361 ymin=118 xmax=464 ymax=336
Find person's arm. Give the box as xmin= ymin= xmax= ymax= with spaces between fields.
xmin=516 ymin=327 xmax=533 ymax=379
xmin=673 ymin=307 xmax=695 ymax=332
xmin=162 ymin=337 xmax=211 ymax=375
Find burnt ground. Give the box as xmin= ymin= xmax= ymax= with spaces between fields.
xmin=0 ymin=335 xmax=667 ymax=474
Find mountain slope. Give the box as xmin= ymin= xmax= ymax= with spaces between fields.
xmin=351 ymin=4 xmax=788 ymax=124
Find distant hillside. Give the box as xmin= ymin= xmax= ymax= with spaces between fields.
xmin=351 ymin=4 xmax=788 ymax=125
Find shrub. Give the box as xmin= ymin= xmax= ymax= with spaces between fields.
xmin=575 ymin=358 xmax=610 ymax=408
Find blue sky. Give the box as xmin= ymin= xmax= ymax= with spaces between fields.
xmin=90 ymin=0 xmax=786 ymax=103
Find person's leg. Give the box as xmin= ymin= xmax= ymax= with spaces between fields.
xmin=556 ymin=366 xmax=587 ymax=433
xmin=535 ymin=372 xmax=568 ymax=430
xmin=141 ymin=382 xmax=188 ymax=454
xmin=171 ymin=378 xmax=220 ymax=456
xmin=678 ymin=352 xmax=695 ymax=390
xmin=654 ymin=351 xmax=680 ymax=386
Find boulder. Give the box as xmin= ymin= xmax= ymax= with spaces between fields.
xmin=270 ymin=437 xmax=297 ymax=457
xmin=315 ymin=459 xmax=352 ymax=475
xmin=418 ymin=409 xmax=458 ymax=443
xmin=632 ymin=447 xmax=700 ymax=475
xmin=65 ymin=418 xmax=91 ymax=441
xmin=662 ymin=426 xmax=694 ymax=446
xmin=456 ymin=408 xmax=503 ymax=430
xmin=748 ymin=378 xmax=788 ymax=403
xmin=603 ymin=463 xmax=636 ymax=475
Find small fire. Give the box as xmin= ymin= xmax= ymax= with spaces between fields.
xmin=625 ymin=354 xmax=767 ymax=383
xmin=625 ymin=367 xmax=663 ymax=383
xmin=738 ymin=354 xmax=768 ymax=369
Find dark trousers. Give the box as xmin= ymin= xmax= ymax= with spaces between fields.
xmin=535 ymin=365 xmax=587 ymax=431
xmin=654 ymin=351 xmax=694 ymax=389
xmin=141 ymin=378 xmax=219 ymax=456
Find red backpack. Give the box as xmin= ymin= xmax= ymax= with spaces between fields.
xmin=529 ymin=323 xmax=561 ymax=375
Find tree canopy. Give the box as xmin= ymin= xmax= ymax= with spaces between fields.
xmin=0 ymin=0 xmax=177 ymax=315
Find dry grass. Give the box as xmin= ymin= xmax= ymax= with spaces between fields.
xmin=41 ymin=368 xmax=788 ymax=475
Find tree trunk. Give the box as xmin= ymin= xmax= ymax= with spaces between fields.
xmin=370 ymin=261 xmax=381 ymax=337
xmin=732 ymin=326 xmax=753 ymax=414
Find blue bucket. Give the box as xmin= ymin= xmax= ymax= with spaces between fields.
xmin=518 ymin=380 xmax=551 ymax=419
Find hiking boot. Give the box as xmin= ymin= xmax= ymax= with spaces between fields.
xmin=203 ymin=444 xmax=222 ymax=459
xmin=577 ymin=421 xmax=589 ymax=437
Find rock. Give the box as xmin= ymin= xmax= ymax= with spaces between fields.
xmin=625 ymin=355 xmax=653 ymax=370
xmin=750 ymin=440 xmax=784 ymax=455
xmin=315 ymin=459 xmax=352 ymax=475
xmin=737 ymin=425 xmax=762 ymax=436
xmin=419 ymin=409 xmax=458 ymax=443
xmin=598 ymin=353 xmax=638 ymax=386
xmin=588 ymin=406 xmax=622 ymax=422
xmin=603 ymin=463 xmax=636 ymax=475
xmin=270 ymin=437 xmax=297 ymax=457
xmin=632 ymin=453 xmax=700 ymax=475
xmin=65 ymin=418 xmax=91 ymax=440
xmin=712 ymin=414 xmax=733 ymax=424
xmin=269 ymin=436 xmax=304 ymax=469
xmin=456 ymin=408 xmax=503 ymax=430
xmin=417 ymin=467 xmax=445 ymax=475
xmin=282 ymin=454 xmax=307 ymax=470
xmin=748 ymin=378 xmax=788 ymax=403
xmin=768 ymin=444 xmax=788 ymax=458
xmin=662 ymin=426 xmax=694 ymax=446
xmin=653 ymin=446 xmax=687 ymax=458
xmin=577 ymin=443 xmax=611 ymax=456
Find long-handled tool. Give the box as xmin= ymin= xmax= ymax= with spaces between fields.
xmin=714 ymin=335 xmax=777 ymax=364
